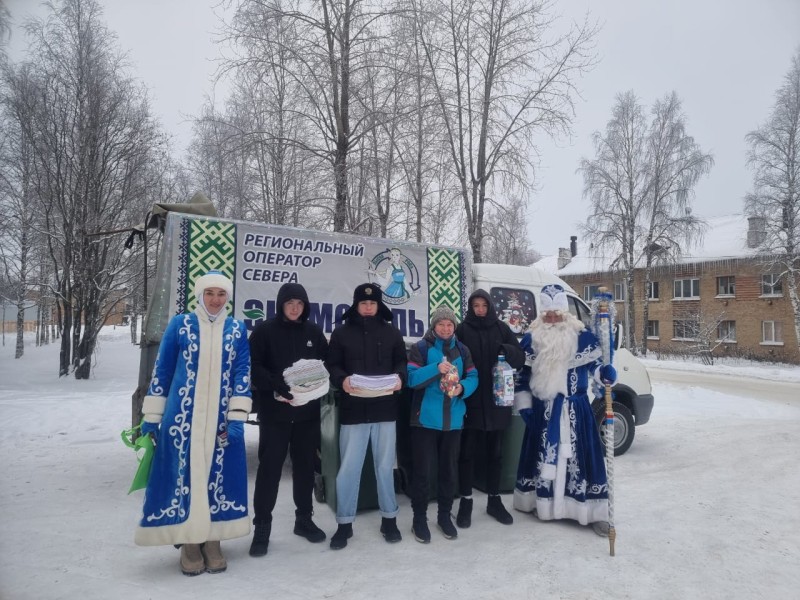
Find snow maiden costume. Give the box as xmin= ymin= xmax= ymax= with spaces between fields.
xmin=135 ymin=271 xmax=252 ymax=562
xmin=513 ymin=285 xmax=615 ymax=529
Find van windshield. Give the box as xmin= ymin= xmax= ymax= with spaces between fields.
xmin=489 ymin=288 xmax=536 ymax=336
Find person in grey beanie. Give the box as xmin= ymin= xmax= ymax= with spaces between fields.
xmin=406 ymin=305 xmax=478 ymax=543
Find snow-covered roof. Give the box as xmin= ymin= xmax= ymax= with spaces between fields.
xmin=534 ymin=214 xmax=764 ymax=276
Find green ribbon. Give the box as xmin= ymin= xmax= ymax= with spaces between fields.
xmin=121 ymin=420 xmax=155 ymax=494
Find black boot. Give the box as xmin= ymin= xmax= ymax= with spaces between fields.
xmin=380 ymin=517 xmax=402 ymax=543
xmin=294 ymin=514 xmax=326 ymax=543
xmin=412 ymin=514 xmax=431 ymax=544
xmin=487 ymin=494 xmax=514 ymax=525
xmin=249 ymin=522 xmax=271 ymax=557
xmin=437 ymin=511 xmax=458 ymax=540
xmin=330 ymin=523 xmax=353 ymax=550
xmin=456 ymin=497 xmax=473 ymax=528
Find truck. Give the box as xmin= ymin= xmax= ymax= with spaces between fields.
xmin=134 ymin=212 xmax=653 ymax=466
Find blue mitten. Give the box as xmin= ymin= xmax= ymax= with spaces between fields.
xmin=141 ymin=420 xmax=159 ymax=441
xmin=599 ymin=364 xmax=617 ymax=385
xmin=519 ymin=408 xmax=535 ymax=428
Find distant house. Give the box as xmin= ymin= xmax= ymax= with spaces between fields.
xmin=1 ymin=289 xmax=131 ymax=334
xmin=534 ymin=215 xmax=800 ymax=365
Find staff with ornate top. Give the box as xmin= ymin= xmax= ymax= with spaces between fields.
xmin=591 ymin=287 xmax=617 ymax=556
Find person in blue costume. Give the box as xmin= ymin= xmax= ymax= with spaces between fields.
xmin=135 ymin=271 xmax=252 ymax=575
xmin=513 ymin=284 xmax=616 ymax=536
xmin=406 ymin=306 xmax=478 ymax=543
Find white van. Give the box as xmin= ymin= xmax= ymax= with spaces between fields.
xmin=470 ymin=263 xmax=654 ymax=456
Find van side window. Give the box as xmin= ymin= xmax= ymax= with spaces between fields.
xmin=569 ymin=297 xmax=592 ymax=328
xmin=489 ymin=288 xmax=536 ymax=336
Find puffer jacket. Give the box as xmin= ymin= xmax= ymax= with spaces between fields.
xmin=326 ymin=313 xmax=407 ymax=424
xmin=455 ymin=289 xmax=525 ymax=430
xmin=407 ymin=330 xmax=478 ymax=431
xmin=249 ymin=283 xmax=328 ymax=423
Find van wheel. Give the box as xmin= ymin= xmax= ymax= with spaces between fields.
xmin=594 ymin=401 xmax=635 ymax=457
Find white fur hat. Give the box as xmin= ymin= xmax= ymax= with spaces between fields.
xmin=194 ymin=270 xmax=234 ymax=301
xmin=539 ymin=284 xmax=569 ymax=313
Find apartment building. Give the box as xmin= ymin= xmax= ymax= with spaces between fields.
xmin=535 ymin=215 xmax=799 ymax=365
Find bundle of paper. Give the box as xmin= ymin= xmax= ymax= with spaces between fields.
xmin=279 ymin=359 xmax=330 ymax=405
xmin=349 ymin=374 xmax=399 ymax=398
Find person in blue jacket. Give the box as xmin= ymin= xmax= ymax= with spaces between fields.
xmin=406 ymin=306 xmax=478 ymax=543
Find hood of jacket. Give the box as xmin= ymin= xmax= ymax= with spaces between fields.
xmin=464 ymin=289 xmax=498 ymax=328
xmin=276 ymin=282 xmax=311 ymax=322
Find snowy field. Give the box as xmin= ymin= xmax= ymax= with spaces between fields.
xmin=1 ymin=326 xmax=799 ymax=600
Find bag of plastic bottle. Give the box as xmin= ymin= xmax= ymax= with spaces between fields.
xmin=492 ymin=354 xmax=515 ymax=407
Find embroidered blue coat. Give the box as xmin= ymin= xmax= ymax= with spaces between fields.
xmin=135 ymin=310 xmax=252 ymax=546
xmin=513 ymin=327 xmax=609 ymax=526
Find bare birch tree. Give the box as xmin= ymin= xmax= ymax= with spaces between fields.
xmin=222 ymin=0 xmax=394 ymax=232
xmin=581 ymin=91 xmax=712 ymax=354
xmin=412 ymin=0 xmax=595 ymax=262
xmin=745 ymin=48 xmax=800 ymax=348
xmin=11 ymin=0 xmax=162 ymax=377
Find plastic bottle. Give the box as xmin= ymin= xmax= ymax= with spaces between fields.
xmin=492 ymin=354 xmax=515 ymax=407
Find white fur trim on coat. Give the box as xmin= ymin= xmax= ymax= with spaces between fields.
xmin=514 ymin=390 xmax=532 ymax=412
xmin=142 ymin=395 xmax=166 ymax=421
xmin=228 ymin=395 xmax=252 ymax=415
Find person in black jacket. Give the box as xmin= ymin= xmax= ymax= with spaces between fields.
xmin=248 ymin=283 xmax=329 ymax=557
xmin=326 ymin=283 xmax=407 ymax=550
xmin=454 ymin=289 xmax=525 ymax=527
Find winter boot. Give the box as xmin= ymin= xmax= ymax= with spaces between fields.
xmin=200 ymin=541 xmax=227 ymax=574
xmin=487 ymin=494 xmax=514 ymax=525
xmin=592 ymin=521 xmax=610 ymax=537
xmin=179 ymin=543 xmax=205 ymax=577
xmin=456 ymin=497 xmax=473 ymax=529
xmin=380 ymin=517 xmax=402 ymax=543
xmin=329 ymin=523 xmax=353 ymax=550
xmin=249 ymin=522 xmax=271 ymax=557
xmin=294 ymin=514 xmax=327 ymax=543
xmin=411 ymin=514 xmax=431 ymax=544
xmin=437 ymin=511 xmax=458 ymax=540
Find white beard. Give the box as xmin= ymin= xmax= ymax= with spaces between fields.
xmin=528 ymin=313 xmax=584 ymax=401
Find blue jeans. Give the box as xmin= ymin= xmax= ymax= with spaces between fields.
xmin=335 ymin=422 xmax=399 ymax=523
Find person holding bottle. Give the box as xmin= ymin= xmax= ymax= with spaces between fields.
xmin=454 ymin=290 xmax=525 ymax=528
xmin=407 ymin=306 xmax=478 ymax=542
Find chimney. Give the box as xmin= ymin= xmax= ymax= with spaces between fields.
xmin=747 ymin=216 xmax=766 ymax=248
xmin=557 ymin=247 xmax=571 ymax=269
xmin=570 ymin=235 xmax=578 ymax=257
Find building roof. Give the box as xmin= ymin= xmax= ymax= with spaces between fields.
xmin=534 ymin=214 xmax=764 ymax=276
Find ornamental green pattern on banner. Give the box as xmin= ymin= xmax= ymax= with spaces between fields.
xmin=427 ymin=247 xmax=463 ymax=320
xmin=185 ymin=220 xmax=237 ymax=313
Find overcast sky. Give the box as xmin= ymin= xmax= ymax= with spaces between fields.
xmin=5 ymin=0 xmax=800 ymax=256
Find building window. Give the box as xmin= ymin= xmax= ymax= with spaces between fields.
xmin=673 ymin=319 xmax=699 ymax=341
xmin=716 ymin=276 xmax=735 ymax=297
xmin=761 ymin=274 xmax=783 ymax=296
xmin=646 ymin=320 xmax=659 ymax=339
xmin=646 ymin=281 xmax=660 ymax=300
xmin=613 ymin=282 xmax=625 ymax=302
xmin=717 ymin=320 xmax=736 ymax=342
xmin=673 ymin=278 xmax=700 ymax=300
xmin=583 ymin=284 xmax=601 ymax=302
xmin=761 ymin=321 xmax=784 ymax=345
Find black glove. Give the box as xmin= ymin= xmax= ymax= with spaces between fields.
xmin=275 ymin=381 xmax=294 ymax=401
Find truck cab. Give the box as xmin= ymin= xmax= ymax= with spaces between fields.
xmin=471 ymin=263 xmax=654 ymax=455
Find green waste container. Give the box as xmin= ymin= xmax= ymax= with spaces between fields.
xmin=471 ymin=413 xmax=526 ymax=493
xmin=318 ymin=391 xmax=380 ymax=512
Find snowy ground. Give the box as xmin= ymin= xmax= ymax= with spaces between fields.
xmin=1 ymin=327 xmax=799 ymax=600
